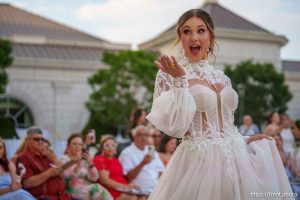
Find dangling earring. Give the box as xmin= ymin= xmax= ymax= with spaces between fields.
xmin=207 ymin=42 xmax=211 ymax=53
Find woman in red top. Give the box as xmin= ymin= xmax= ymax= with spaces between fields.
xmin=94 ymin=136 xmax=137 ymax=200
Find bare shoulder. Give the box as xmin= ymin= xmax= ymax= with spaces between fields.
xmin=8 ymin=160 xmax=17 ymax=174
xmin=8 ymin=160 xmax=15 ymax=169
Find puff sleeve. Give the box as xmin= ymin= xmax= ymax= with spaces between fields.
xmin=146 ymin=70 xmax=196 ymax=138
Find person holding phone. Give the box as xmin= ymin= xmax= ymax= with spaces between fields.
xmin=84 ymin=129 xmax=98 ymax=158
xmin=60 ymin=133 xmax=113 ymax=200
xmin=119 ymin=125 xmax=164 ymax=199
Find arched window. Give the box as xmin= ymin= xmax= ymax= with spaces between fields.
xmin=0 ymin=96 xmax=34 ymax=128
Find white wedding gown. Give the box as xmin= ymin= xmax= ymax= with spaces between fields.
xmin=146 ymin=58 xmax=294 ymax=200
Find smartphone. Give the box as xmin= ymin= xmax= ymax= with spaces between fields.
xmin=82 ymin=144 xmax=88 ymax=154
xmin=147 ymin=145 xmax=155 ymax=157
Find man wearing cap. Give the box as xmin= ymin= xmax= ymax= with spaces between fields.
xmin=17 ymin=126 xmax=71 ymax=200
xmin=119 ymin=125 xmax=165 ymax=197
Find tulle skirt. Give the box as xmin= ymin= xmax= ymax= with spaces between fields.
xmin=148 ymin=136 xmax=295 ymax=200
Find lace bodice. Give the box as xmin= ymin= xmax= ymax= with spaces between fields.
xmin=148 ymin=57 xmax=239 ymax=139
xmin=146 ymin=59 xmax=294 ymax=200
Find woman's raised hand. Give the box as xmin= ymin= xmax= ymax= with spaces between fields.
xmin=154 ymin=55 xmax=185 ymax=77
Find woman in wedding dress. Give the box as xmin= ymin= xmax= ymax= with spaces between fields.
xmin=146 ymin=9 xmax=294 ymax=200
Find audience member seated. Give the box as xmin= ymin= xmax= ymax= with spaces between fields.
xmin=264 ymin=112 xmax=281 ymax=136
xmin=17 ymin=126 xmax=71 ymax=200
xmin=84 ymin=129 xmax=98 ymax=158
xmin=280 ymin=113 xmax=300 ymax=158
xmin=94 ymin=136 xmax=138 ymax=200
xmin=158 ymin=135 xmax=177 ymax=166
xmin=273 ymin=134 xmax=300 ymax=198
xmin=119 ymin=125 xmax=165 ymax=199
xmin=239 ymin=115 xmax=260 ymax=136
xmin=60 ymin=133 xmax=113 ymax=200
xmin=0 ymin=137 xmax=35 ymax=200
xmin=130 ymin=109 xmax=147 ymax=130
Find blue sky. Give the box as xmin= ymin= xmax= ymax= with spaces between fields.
xmin=4 ymin=0 xmax=300 ymax=60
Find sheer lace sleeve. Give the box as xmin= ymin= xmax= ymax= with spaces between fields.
xmin=153 ymin=70 xmax=172 ymax=99
xmin=147 ymin=70 xmax=196 ymax=138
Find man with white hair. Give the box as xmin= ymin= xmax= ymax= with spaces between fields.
xmin=239 ymin=115 xmax=260 ymax=136
xmin=119 ymin=125 xmax=164 ymax=197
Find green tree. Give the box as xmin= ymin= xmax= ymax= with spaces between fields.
xmin=224 ymin=60 xmax=292 ymax=127
xmin=0 ymin=38 xmax=13 ymax=94
xmin=85 ymin=50 xmax=158 ymax=137
xmin=0 ymin=116 xmax=18 ymax=139
xmin=0 ymin=39 xmax=16 ymax=138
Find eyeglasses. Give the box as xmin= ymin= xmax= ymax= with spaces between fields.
xmin=31 ymin=137 xmax=44 ymax=142
xmin=103 ymin=143 xmax=117 ymax=149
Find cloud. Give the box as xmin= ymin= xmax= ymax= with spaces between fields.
xmin=220 ymin=0 xmax=300 ymax=59
xmin=74 ymin=0 xmax=300 ymax=59
xmin=75 ymin=0 xmax=201 ymax=44
xmin=5 ymin=0 xmax=300 ymax=59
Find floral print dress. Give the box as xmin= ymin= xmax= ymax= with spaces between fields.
xmin=60 ymin=155 xmax=113 ymax=200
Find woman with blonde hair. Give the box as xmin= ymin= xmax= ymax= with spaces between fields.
xmin=94 ymin=136 xmax=138 ymax=200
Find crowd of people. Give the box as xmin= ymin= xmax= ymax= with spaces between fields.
xmin=239 ymin=112 xmax=300 ymax=198
xmin=0 ymin=108 xmax=179 ymax=200
xmin=1 ymin=7 xmax=300 ymax=199
xmin=0 ymin=108 xmax=299 ymax=200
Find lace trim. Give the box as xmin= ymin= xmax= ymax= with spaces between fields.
xmin=153 ymin=58 xmax=231 ymax=99
xmin=180 ymin=57 xmax=231 ymax=86
xmin=173 ymin=75 xmax=189 ymax=88
xmin=177 ymin=129 xmax=245 ymax=182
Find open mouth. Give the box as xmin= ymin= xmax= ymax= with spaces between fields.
xmin=189 ymin=44 xmax=201 ymax=55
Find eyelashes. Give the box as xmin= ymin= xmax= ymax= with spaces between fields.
xmin=182 ymin=28 xmax=206 ymax=35
xmin=183 ymin=29 xmax=190 ymax=34
xmin=198 ymin=28 xmax=205 ymax=33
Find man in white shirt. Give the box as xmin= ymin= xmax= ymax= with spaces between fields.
xmin=119 ymin=125 xmax=165 ymax=195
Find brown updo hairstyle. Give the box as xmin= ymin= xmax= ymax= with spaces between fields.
xmin=174 ymin=9 xmax=217 ymax=61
